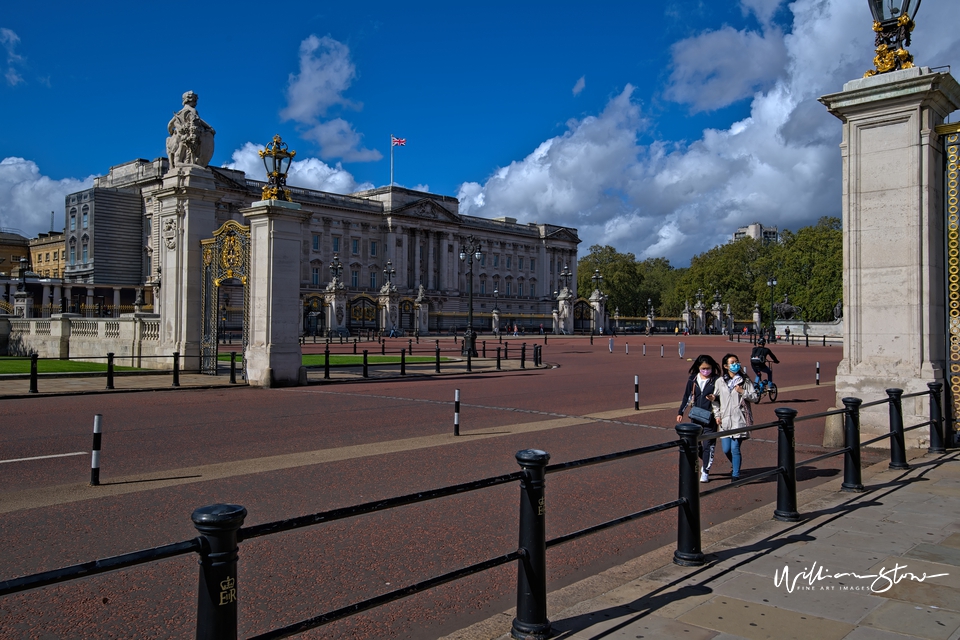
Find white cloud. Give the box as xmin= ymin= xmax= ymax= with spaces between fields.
xmin=223 ymin=143 xmax=372 ymax=194
xmin=572 ymin=75 xmax=586 ymax=96
xmin=739 ymin=0 xmax=784 ymax=26
xmin=457 ymin=0 xmax=960 ymax=266
xmin=0 ymin=157 xmax=94 ymax=235
xmin=280 ymin=35 xmax=381 ymax=162
xmin=665 ymin=25 xmax=788 ymax=112
xmin=1 ymin=27 xmax=24 ymax=86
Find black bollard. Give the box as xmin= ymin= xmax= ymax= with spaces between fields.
xmin=401 ymin=348 xmax=406 ymax=376
xmin=544 ymin=333 xmax=547 ymax=345
xmin=90 ymin=414 xmax=103 ymax=486
xmin=512 ymin=449 xmax=551 ymax=640
xmin=887 ymin=388 xmax=909 ymax=470
xmin=229 ymin=352 xmax=237 ymax=384
xmin=29 ymin=353 xmax=38 ymax=394
xmin=106 ymin=352 xmax=115 ymax=390
xmin=499 ymin=334 xmax=503 ymax=344
xmin=381 ymin=340 xmax=385 ymax=356
xmin=324 ymin=345 xmax=330 ymax=380
xmin=409 ymin=338 xmax=413 ymax=355
xmin=505 ymin=342 xmax=510 ymax=360
xmin=773 ymin=408 xmax=800 ymax=522
xmin=435 ymin=344 xmax=441 ymax=374
xmin=482 ymin=340 xmax=486 ymax=358
xmin=673 ymin=423 xmax=704 ymax=566
xmin=362 ymin=350 xmax=369 ymax=378
xmin=172 ymin=351 xmax=181 ymax=388
xmin=928 ymin=382 xmax=946 ymax=453
xmin=467 ymin=350 xmax=472 ymax=373
xmin=822 ymin=335 xmax=826 ymax=347
xmin=841 ymin=397 xmax=864 ymax=492
xmin=521 ymin=343 xmax=526 ymax=369
xmin=192 ymin=504 xmax=246 ymax=640
xmin=805 ymin=334 xmax=809 ymax=347
xmin=353 ymin=340 xmax=357 ymax=355
xmin=590 ymin=333 xmax=593 ymax=345
xmin=496 ymin=347 xmax=502 ymax=371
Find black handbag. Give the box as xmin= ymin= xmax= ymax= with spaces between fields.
xmin=689 ymin=406 xmax=713 ymax=425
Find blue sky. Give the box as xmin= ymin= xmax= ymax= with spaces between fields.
xmin=2 ymin=0 xmax=959 ymax=265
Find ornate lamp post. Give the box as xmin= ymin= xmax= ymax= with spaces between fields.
xmin=648 ymin=298 xmax=654 ymax=316
xmin=382 ymin=261 xmax=396 ymax=287
xmin=559 ymin=265 xmax=572 ymax=292
xmin=329 ymin=254 xmax=344 ymax=287
xmin=459 ymin=236 xmax=482 ymax=356
xmin=865 ymin=0 xmax=922 ymax=77
xmin=614 ymin=307 xmax=620 ymax=332
xmin=17 ymin=257 xmax=28 ymax=292
xmin=493 ymin=286 xmax=499 ymax=312
xmin=767 ymin=276 xmax=778 ymax=340
xmin=258 ymin=135 xmax=297 ymax=201
xmin=591 ymin=268 xmax=603 ymax=294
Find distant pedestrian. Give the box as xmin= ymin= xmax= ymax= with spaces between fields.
xmin=539 ymin=323 xmax=544 ymax=334
xmin=717 ymin=353 xmax=758 ymax=481
xmin=677 ymin=354 xmax=721 ymax=483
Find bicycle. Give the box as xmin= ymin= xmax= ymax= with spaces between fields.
xmin=752 ymin=361 xmax=778 ymax=402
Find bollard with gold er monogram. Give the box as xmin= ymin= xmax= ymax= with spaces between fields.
xmin=512 ymin=449 xmax=551 ymax=640
xmin=192 ymin=504 xmax=247 ymax=640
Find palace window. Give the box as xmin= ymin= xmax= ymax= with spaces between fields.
xmin=70 ymin=215 xmax=76 ymax=231
xmin=518 ymin=257 xmax=524 ymax=270
xmin=530 ymin=258 xmax=535 ymax=271
xmin=82 ymin=244 xmax=88 ymax=263
xmin=493 ymin=254 xmax=499 ymax=267
xmin=332 ymin=237 xmax=340 ymax=252
xmin=69 ymin=247 xmax=76 ymax=265
xmin=480 ymin=279 xmax=486 ymax=295
xmin=506 ymin=256 xmax=512 ymax=269
xmin=351 ymin=270 xmax=359 ymax=288
xmin=312 ymin=267 xmax=320 ymax=285
xmin=530 ymin=283 xmax=536 ymax=297
xmin=370 ymin=272 xmax=377 ymax=289
xmin=370 ymin=241 xmax=377 ymax=257
xmin=81 ymin=205 xmax=89 ymax=229
xmin=519 ymin=282 xmax=524 ymax=297
xmin=312 ymin=234 xmax=321 ymax=251
xmin=506 ymin=282 xmax=512 ymax=296
xmin=53 ymin=251 xmax=58 ymax=260
xmin=480 ymin=254 xmax=486 ymax=266
xmin=351 ymin=239 xmax=359 ymax=255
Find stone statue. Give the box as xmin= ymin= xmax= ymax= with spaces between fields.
xmin=166 ymin=91 xmax=216 ymax=169
xmin=415 ymin=284 xmax=427 ymax=304
xmin=833 ymin=299 xmax=843 ymax=320
xmin=774 ymin=295 xmax=803 ymax=320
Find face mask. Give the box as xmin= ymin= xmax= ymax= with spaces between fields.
xmin=729 ymin=363 xmax=741 ymax=373
xmin=699 ymin=368 xmax=712 ymax=376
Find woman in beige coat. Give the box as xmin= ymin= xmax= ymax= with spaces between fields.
xmin=716 ymin=353 xmax=759 ymax=480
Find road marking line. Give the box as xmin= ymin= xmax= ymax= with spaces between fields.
xmin=0 ymin=452 xmax=87 ymax=465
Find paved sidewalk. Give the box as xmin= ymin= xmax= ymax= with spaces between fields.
xmin=446 ymin=449 xmax=960 ymax=640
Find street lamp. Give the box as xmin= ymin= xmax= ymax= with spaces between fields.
xmin=17 ymin=257 xmax=28 ymax=292
xmin=258 ymin=135 xmax=297 ymax=201
xmin=493 ymin=286 xmax=499 ymax=312
xmin=382 ymin=261 xmax=396 ymax=287
xmin=591 ymin=268 xmax=603 ymax=293
xmin=459 ymin=236 xmax=482 ymax=356
xmin=767 ymin=276 xmax=778 ymax=340
xmin=558 ymin=264 xmax=572 ymax=292
xmin=329 ymin=253 xmax=344 ymax=286
xmin=865 ymin=0 xmax=921 ymax=76
xmin=614 ymin=307 xmax=620 ymax=332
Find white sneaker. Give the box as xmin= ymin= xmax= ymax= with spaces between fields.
xmin=700 ymin=471 xmax=709 ymax=483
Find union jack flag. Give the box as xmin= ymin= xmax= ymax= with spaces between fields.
xmin=391 ymin=136 xmax=406 ymax=146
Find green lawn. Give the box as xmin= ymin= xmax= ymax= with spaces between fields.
xmin=0 ymin=358 xmax=142 ymax=374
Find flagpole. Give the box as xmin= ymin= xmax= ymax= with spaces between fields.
xmin=390 ymin=134 xmax=394 ymax=187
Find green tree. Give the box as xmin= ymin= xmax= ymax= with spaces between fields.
xmin=768 ymin=217 xmax=841 ymax=321
xmin=577 ymin=245 xmax=644 ymax=316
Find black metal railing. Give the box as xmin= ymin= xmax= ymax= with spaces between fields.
xmin=0 ymin=383 xmax=950 ymax=639
xmin=0 ymin=352 xmax=247 ymax=394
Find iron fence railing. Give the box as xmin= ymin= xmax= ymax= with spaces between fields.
xmin=0 ymin=384 xmax=951 ymax=639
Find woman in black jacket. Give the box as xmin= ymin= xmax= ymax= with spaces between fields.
xmin=677 ymin=354 xmax=721 ymax=482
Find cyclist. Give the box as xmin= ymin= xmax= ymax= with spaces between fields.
xmin=749 ymin=338 xmax=780 ymax=387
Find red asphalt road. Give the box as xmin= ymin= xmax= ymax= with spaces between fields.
xmin=0 ymin=336 xmax=868 ymax=639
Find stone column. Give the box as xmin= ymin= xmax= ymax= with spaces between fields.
xmin=53 ymin=284 xmax=61 ymax=312
xmin=155 ymin=166 xmax=219 ymax=365
xmin=41 ymin=284 xmax=50 ymax=317
xmin=85 ymin=287 xmax=94 ymax=317
xmin=324 ymin=287 xmax=347 ymax=336
xmin=820 ymin=67 xmax=960 ymax=437
xmin=589 ymin=290 xmax=606 ymax=333
xmin=752 ymin=303 xmax=762 ymax=334
xmin=113 ymin=287 xmax=121 ymax=317
xmin=64 ymin=285 xmax=72 ymax=313
xmin=241 ymin=200 xmax=308 ymax=387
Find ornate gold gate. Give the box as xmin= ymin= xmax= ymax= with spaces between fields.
xmin=201 ymin=220 xmax=251 ymax=375
xmin=941 ymin=123 xmax=960 ymax=436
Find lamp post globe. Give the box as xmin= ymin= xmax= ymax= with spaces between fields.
xmin=459 ymin=235 xmax=482 ymax=357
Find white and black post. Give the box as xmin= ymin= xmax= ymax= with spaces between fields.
xmin=454 ymin=389 xmax=461 ymax=437
xmin=816 ymin=361 xmax=820 ymax=386
xmin=90 ymin=414 xmax=103 ymax=486
xmin=634 ymin=375 xmax=639 ymax=411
